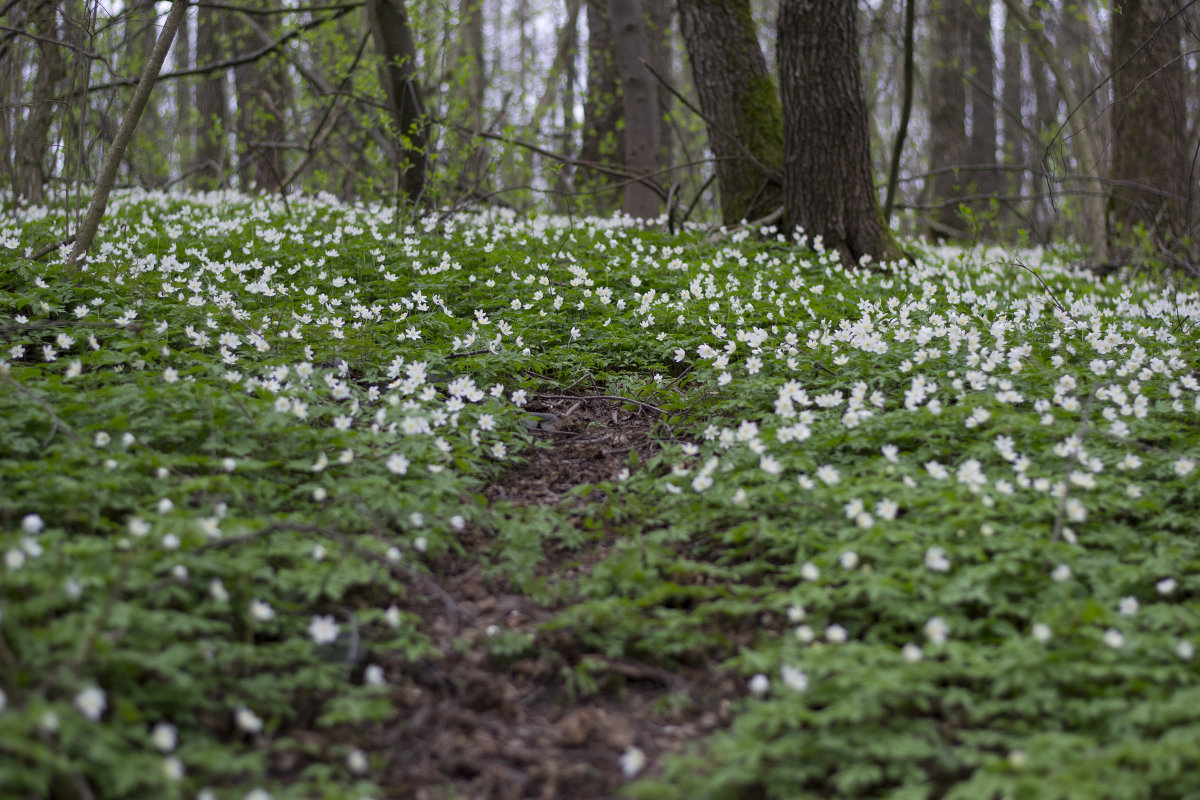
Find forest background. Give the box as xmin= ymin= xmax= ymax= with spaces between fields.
xmin=2 ymin=0 xmax=1198 ymax=267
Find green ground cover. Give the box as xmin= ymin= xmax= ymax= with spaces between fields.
xmin=2 ymin=191 xmax=1199 ymax=799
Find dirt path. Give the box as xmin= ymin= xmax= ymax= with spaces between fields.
xmin=359 ymin=397 xmax=736 ymax=799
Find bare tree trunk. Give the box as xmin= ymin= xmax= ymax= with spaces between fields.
xmin=1002 ymin=0 xmax=1108 ymax=261
xmin=1028 ymin=4 xmax=1058 ymax=239
xmin=882 ymin=0 xmax=915 ymax=223
xmin=678 ymin=0 xmax=784 ymax=225
xmin=366 ymin=0 xmax=428 ymax=206
xmin=1111 ymin=0 xmax=1191 ymax=243
xmin=608 ymin=0 xmax=661 ymax=218
xmin=966 ymin=0 xmax=1000 ymax=223
xmin=1001 ymin=5 xmax=1025 ymax=214
xmin=233 ymin=1 xmax=288 ymax=192
xmin=15 ymin=0 xmax=66 ymax=205
xmin=123 ymin=0 xmax=167 ymax=187
xmin=927 ymin=0 xmax=968 ymax=237
xmin=68 ymin=1 xmax=187 ymax=266
xmin=192 ymin=7 xmax=229 ymax=190
xmin=174 ymin=5 xmax=192 ymax=181
xmin=581 ymin=0 xmax=623 ymax=213
xmin=644 ymin=0 xmax=672 ymax=177
xmin=559 ymin=0 xmax=580 ymax=201
xmin=777 ymin=0 xmax=898 ymax=264
xmin=457 ymin=0 xmax=487 ymax=189
xmin=0 ymin=3 xmax=21 ymax=194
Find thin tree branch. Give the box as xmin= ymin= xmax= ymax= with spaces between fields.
xmin=639 ymin=56 xmax=782 ymax=183
xmin=1 ymin=373 xmax=81 ymax=443
xmin=195 ymin=0 xmax=362 ymax=13
xmin=79 ymin=7 xmax=356 ymax=93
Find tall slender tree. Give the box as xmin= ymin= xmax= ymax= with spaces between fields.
xmin=927 ymin=0 xmax=968 ymax=237
xmin=455 ymin=0 xmax=488 ymax=191
xmin=678 ymin=0 xmax=784 ymax=225
xmin=232 ymin=3 xmax=289 ymax=192
xmin=15 ymin=0 xmax=67 ymax=205
xmin=192 ymin=7 xmax=229 ymax=190
xmin=608 ymin=0 xmax=661 ymax=218
xmin=966 ymin=1 xmax=1000 ymax=217
xmin=1000 ymin=6 xmax=1025 ymax=213
xmin=174 ymin=5 xmax=192 ymax=178
xmin=581 ymin=0 xmax=623 ymax=213
xmin=68 ymin=1 xmax=187 ymax=265
xmin=777 ymin=0 xmax=898 ymax=264
xmin=366 ymin=0 xmax=428 ymax=205
xmin=1002 ymin=0 xmax=1107 ymax=260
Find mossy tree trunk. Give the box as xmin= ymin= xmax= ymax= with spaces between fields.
xmin=777 ymin=0 xmax=899 ymax=266
xmin=678 ymin=0 xmax=783 ymax=225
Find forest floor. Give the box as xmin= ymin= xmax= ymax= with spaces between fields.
xmin=3 ymin=193 xmax=1199 ymax=800
xmin=363 ymin=400 xmax=736 ymax=800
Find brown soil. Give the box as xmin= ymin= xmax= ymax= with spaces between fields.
xmin=359 ymin=395 xmax=737 ymax=799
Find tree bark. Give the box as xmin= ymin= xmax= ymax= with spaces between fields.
xmin=882 ymin=0 xmax=914 ymax=223
xmin=123 ymin=0 xmax=167 ymax=187
xmin=777 ymin=0 xmax=898 ymax=265
xmin=581 ymin=0 xmax=623 ymax=213
xmin=678 ymin=0 xmax=784 ymax=225
xmin=366 ymin=0 xmax=428 ymax=206
xmin=1001 ymin=5 xmax=1025 ymax=208
xmin=607 ymin=0 xmax=661 ymax=219
xmin=1111 ymin=0 xmax=1191 ymax=241
xmin=966 ymin=2 xmax=1000 ymax=210
xmin=67 ymin=0 xmax=187 ymax=267
xmin=15 ymin=0 xmax=67 ymax=205
xmin=927 ymin=0 xmax=968 ymax=237
xmin=456 ymin=0 xmax=487 ymax=188
xmin=192 ymin=6 xmax=229 ymax=190
xmin=174 ymin=5 xmax=192 ymax=176
xmin=644 ymin=0 xmax=672 ymax=175
xmin=233 ymin=0 xmax=288 ymax=192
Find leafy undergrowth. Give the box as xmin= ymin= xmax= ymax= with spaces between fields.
xmin=1 ymin=191 xmax=1199 ymax=800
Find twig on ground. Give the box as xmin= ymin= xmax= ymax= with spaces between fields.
xmin=706 ymin=206 xmax=785 ymax=243
xmin=197 ymin=520 xmax=466 ymax=633
xmin=447 ymin=348 xmax=489 ymax=359
xmin=2 ymin=373 xmax=81 ymax=444
xmin=0 ymin=319 xmax=121 ymax=332
xmin=534 ymin=393 xmax=665 ymax=415
xmin=25 ymin=235 xmax=75 ymax=262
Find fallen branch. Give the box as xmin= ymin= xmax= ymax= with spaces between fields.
xmin=1 ymin=372 xmax=81 ymax=443
xmin=533 ymin=393 xmax=664 ymax=415
xmin=198 ymin=520 xmax=466 ymax=633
